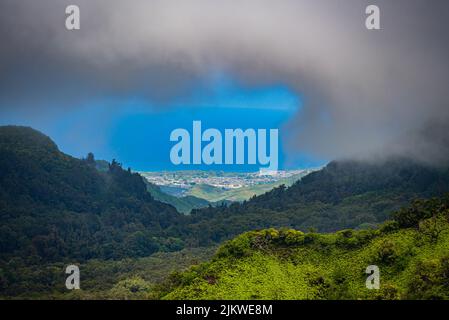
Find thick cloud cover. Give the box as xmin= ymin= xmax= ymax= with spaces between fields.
xmin=1 ymin=0 xmax=449 ymax=164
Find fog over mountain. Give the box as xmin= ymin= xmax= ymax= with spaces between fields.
xmin=1 ymin=0 xmax=449 ymax=164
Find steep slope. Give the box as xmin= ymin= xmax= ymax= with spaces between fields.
xmin=184 ymin=159 xmax=449 ymax=245
xmin=2 ymin=126 xmax=449 ymax=299
xmin=3 ymin=126 xmax=449 ymax=257
xmin=0 ymin=126 xmax=186 ymax=263
xmin=163 ymin=196 xmax=449 ymax=300
xmin=145 ymin=182 xmax=210 ymax=214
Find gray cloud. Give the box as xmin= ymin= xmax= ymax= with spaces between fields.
xmin=1 ymin=0 xmax=448 ymax=164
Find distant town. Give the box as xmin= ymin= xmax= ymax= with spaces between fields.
xmin=139 ymin=169 xmax=317 ymax=190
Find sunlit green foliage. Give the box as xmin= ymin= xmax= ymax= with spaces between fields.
xmin=2 ymin=126 xmax=449 ymax=300
xmin=163 ymin=197 xmax=449 ymax=300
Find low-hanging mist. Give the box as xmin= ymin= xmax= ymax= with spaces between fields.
xmin=1 ymin=0 xmax=448 ymax=165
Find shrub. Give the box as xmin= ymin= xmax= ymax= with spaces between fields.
xmin=108 ymin=277 xmax=152 ymax=299
xmin=337 ymin=229 xmax=354 ymax=238
xmin=405 ymin=256 xmax=449 ymax=299
xmin=393 ymin=197 xmax=448 ymax=228
xmin=324 ymin=267 xmax=352 ymax=299
xmin=336 ymin=229 xmax=361 ymax=249
xmin=281 ymin=229 xmax=305 ymax=246
xmin=379 ymin=220 xmax=400 ymax=233
xmin=303 ymin=233 xmax=319 ymax=245
xmin=418 ymin=215 xmax=446 ymax=243
xmin=262 ymin=229 xmax=280 ymax=241
xmin=375 ymin=239 xmax=399 ymax=265
xmin=375 ymin=283 xmax=401 ymax=300
xmin=216 ymin=234 xmax=252 ymax=258
xmin=354 ymin=229 xmax=375 ymax=245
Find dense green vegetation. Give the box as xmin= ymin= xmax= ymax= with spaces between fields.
xmin=185 ymin=159 xmax=449 ymax=246
xmin=0 ymin=247 xmax=215 ymax=299
xmin=1 ymin=125 xmax=449 ymax=299
xmin=161 ymin=196 xmax=449 ymax=300
xmin=0 ymin=126 xmax=187 ymax=264
xmin=145 ymin=182 xmax=210 ymax=214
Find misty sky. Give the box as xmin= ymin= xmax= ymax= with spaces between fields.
xmin=1 ymin=0 xmax=449 ymax=170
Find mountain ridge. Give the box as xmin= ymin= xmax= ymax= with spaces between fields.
xmin=183 ymin=156 xmax=449 ymax=245
xmin=0 ymin=125 xmax=186 ymax=262
xmin=2 ymin=125 xmax=449 ymax=298
xmin=161 ymin=195 xmax=449 ymax=300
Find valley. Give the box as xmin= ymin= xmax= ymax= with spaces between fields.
xmin=141 ymin=169 xmax=318 ymax=203
xmin=1 ymin=126 xmax=449 ymax=300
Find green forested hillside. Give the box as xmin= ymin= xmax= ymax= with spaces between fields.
xmin=145 ymin=182 xmax=210 ymax=214
xmin=4 ymin=126 xmax=448 ymax=259
xmin=1 ymin=246 xmax=216 ymax=299
xmin=2 ymin=125 xmax=449 ymax=299
xmin=162 ymin=196 xmax=449 ymax=300
xmin=184 ymin=159 xmax=449 ymax=246
xmin=0 ymin=126 xmax=186 ymax=264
